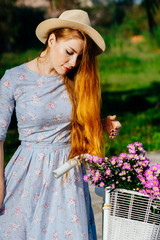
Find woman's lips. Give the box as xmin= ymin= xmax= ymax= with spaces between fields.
xmin=63 ymin=66 xmax=71 ymax=72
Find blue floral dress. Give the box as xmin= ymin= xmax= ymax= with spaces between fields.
xmin=0 ymin=64 xmax=97 ymax=240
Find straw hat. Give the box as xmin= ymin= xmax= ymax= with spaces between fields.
xmin=36 ymin=9 xmax=105 ymax=55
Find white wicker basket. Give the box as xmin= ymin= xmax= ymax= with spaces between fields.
xmin=103 ymin=188 xmax=160 ymax=240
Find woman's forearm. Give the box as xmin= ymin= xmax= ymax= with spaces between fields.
xmin=0 ymin=141 xmax=4 ymax=181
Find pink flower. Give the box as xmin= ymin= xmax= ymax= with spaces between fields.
xmin=134 ymin=154 xmax=139 ymax=160
xmin=147 ymin=174 xmax=154 ymax=180
xmin=95 ymin=170 xmax=101 ymax=177
xmin=142 ymin=162 xmax=148 ymax=167
xmin=98 ymin=158 xmax=104 ymax=163
xmin=146 ymin=189 xmax=152 ymax=194
xmin=127 ymin=144 xmax=135 ymax=149
xmin=93 ymin=171 xmax=102 ymax=182
xmin=150 ymin=165 xmax=158 ymax=171
xmin=152 ymin=178 xmax=159 ymax=186
xmin=138 ymin=161 xmax=143 ymax=166
xmin=139 ymin=154 xmax=145 ymax=161
xmin=153 ymin=186 xmax=159 ymax=192
xmin=88 ymin=168 xmax=95 ymax=173
xmin=139 ymin=176 xmax=146 ymax=185
xmin=144 ymin=159 xmax=150 ymax=165
xmin=118 ymin=161 xmax=123 ymax=167
xmin=105 ymin=168 xmax=111 ymax=176
xmin=93 ymin=156 xmax=99 ymax=163
xmin=83 ymin=175 xmax=89 ymax=182
xmin=92 ymin=176 xmax=99 ymax=182
xmin=99 ymin=182 xmax=104 ymax=188
xmin=111 ymin=183 xmax=115 ymax=189
xmin=135 ymin=168 xmax=143 ymax=174
xmin=119 ymin=170 xmax=126 ymax=176
xmin=127 ymin=176 xmax=132 ymax=182
xmin=144 ymin=182 xmax=152 ymax=189
xmin=87 ymin=156 xmax=94 ymax=162
xmin=129 ymin=148 xmax=136 ymax=154
xmin=111 ymin=157 xmax=117 ymax=165
xmin=154 ymin=191 xmax=160 ymax=197
xmin=119 ymin=153 xmax=127 ymax=160
xmin=153 ymin=189 xmax=160 ymax=197
xmin=134 ymin=142 xmax=142 ymax=147
xmin=122 ymin=163 xmax=131 ymax=170
xmin=145 ymin=169 xmax=153 ymax=177
xmin=138 ymin=147 xmax=145 ymax=152
xmin=127 ymin=154 xmax=134 ymax=160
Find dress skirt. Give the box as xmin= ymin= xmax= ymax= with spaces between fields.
xmin=0 ymin=142 xmax=97 ymax=240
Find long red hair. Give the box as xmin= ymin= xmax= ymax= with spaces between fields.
xmin=39 ymin=28 xmax=105 ymax=158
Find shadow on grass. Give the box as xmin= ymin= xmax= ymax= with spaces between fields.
xmin=101 ymin=81 xmax=160 ymax=156
xmin=101 ymin=81 xmax=160 ymax=117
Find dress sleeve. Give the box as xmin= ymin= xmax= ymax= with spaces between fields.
xmin=0 ymin=70 xmax=15 ymax=141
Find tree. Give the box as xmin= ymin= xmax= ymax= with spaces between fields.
xmin=0 ymin=0 xmax=17 ymax=52
xmin=0 ymin=0 xmax=45 ymax=53
xmin=114 ymin=0 xmax=134 ymax=25
xmin=47 ymin=0 xmax=81 ymax=16
xmin=142 ymin=0 xmax=160 ymax=36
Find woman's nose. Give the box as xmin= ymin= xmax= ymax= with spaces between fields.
xmin=69 ymin=55 xmax=78 ymax=67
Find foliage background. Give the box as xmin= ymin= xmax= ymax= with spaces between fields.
xmin=0 ymin=0 xmax=160 ymax=166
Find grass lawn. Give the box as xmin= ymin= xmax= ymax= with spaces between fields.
xmin=0 ymin=35 xmax=160 ymax=166
xmin=99 ymin=37 xmax=160 ymax=155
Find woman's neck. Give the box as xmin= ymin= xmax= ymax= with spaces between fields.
xmin=37 ymin=54 xmax=58 ymax=76
xmin=26 ymin=54 xmax=57 ymax=77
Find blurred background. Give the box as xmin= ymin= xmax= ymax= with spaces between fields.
xmin=0 ymin=0 xmax=160 ymax=166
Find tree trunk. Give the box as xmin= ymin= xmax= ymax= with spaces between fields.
xmin=144 ymin=0 xmax=157 ymax=36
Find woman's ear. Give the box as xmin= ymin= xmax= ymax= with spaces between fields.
xmin=48 ymin=33 xmax=56 ymax=47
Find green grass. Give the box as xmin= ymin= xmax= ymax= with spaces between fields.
xmin=99 ymin=35 xmax=160 ymax=155
xmin=1 ymin=35 xmax=160 ymax=166
xmin=0 ymin=48 xmax=40 ymax=76
xmin=99 ymin=40 xmax=160 ymax=91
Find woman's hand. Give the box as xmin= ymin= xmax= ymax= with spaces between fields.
xmin=102 ymin=115 xmax=121 ymax=139
xmin=0 ymin=179 xmax=4 ymax=209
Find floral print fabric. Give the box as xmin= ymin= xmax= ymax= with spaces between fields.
xmin=0 ymin=64 xmax=97 ymax=240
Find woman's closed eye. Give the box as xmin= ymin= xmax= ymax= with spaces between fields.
xmin=66 ymin=50 xmax=73 ymax=55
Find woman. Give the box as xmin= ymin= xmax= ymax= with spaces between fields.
xmin=0 ymin=9 xmax=121 ymax=239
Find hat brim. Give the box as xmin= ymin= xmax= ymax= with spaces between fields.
xmin=35 ymin=18 xmax=105 ymax=55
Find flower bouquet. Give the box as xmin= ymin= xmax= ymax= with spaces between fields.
xmin=83 ymin=142 xmax=160 ymax=240
xmin=83 ymin=142 xmax=160 ymax=200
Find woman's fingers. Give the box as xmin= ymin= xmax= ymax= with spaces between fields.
xmin=109 ymin=128 xmax=121 ymax=138
xmin=103 ymin=115 xmax=122 ymax=138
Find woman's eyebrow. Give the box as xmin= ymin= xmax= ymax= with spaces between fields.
xmin=68 ymin=47 xmax=77 ymax=53
xmin=69 ymin=47 xmax=83 ymax=55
